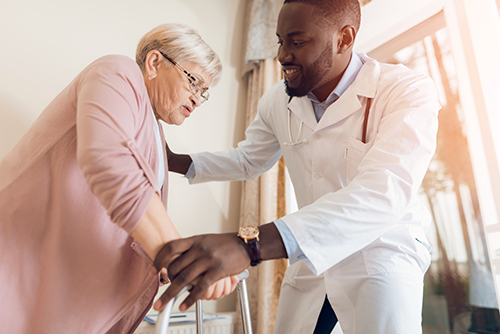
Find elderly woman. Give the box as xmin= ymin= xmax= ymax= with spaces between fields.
xmin=0 ymin=23 xmax=237 ymax=333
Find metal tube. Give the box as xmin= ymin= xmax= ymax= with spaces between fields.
xmin=238 ymin=278 xmax=253 ymax=334
xmin=155 ymin=298 xmax=174 ymax=334
xmin=196 ymin=299 xmax=203 ymax=334
xmin=156 ymin=270 xmax=252 ymax=334
xmin=155 ymin=285 xmax=189 ymax=334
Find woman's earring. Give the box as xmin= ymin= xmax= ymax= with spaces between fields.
xmin=149 ymin=74 xmax=156 ymax=80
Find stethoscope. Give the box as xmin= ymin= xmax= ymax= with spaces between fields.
xmin=282 ymin=96 xmax=373 ymax=147
xmin=283 ymin=96 xmax=308 ymax=146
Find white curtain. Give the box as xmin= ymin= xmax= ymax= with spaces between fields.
xmin=235 ymin=1 xmax=286 ymax=333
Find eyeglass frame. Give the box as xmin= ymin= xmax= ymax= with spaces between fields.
xmin=157 ymin=51 xmax=210 ymax=103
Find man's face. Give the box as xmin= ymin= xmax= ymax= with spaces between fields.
xmin=276 ymin=3 xmax=346 ymax=101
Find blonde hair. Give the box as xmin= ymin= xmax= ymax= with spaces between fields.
xmin=136 ymin=23 xmax=222 ymax=85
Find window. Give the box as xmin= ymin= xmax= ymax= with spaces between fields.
xmin=380 ymin=27 xmax=499 ymax=333
xmin=365 ymin=0 xmax=500 ymax=332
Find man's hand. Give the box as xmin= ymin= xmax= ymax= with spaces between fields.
xmin=165 ymin=140 xmax=192 ymax=175
xmin=153 ymin=233 xmax=251 ymax=311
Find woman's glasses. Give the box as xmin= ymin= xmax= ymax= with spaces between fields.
xmin=158 ymin=51 xmax=210 ymax=103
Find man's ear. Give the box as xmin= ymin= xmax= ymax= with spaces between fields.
xmin=145 ymin=50 xmax=162 ymax=80
xmin=337 ymin=26 xmax=356 ymax=54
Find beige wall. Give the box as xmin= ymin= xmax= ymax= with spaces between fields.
xmin=0 ymin=0 xmax=247 ymax=312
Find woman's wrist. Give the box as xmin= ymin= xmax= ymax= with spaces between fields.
xmin=131 ymin=193 xmax=180 ymax=261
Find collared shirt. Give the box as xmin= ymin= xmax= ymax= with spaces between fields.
xmin=309 ymin=52 xmax=364 ymax=121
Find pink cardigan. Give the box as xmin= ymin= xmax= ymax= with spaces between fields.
xmin=0 ymin=55 xmax=168 ymax=333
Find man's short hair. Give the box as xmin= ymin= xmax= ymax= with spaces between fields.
xmin=283 ymin=0 xmax=361 ymax=32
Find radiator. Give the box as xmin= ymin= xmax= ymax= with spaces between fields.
xmin=134 ymin=312 xmax=235 ymax=334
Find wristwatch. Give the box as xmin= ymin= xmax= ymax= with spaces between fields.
xmin=237 ymin=226 xmax=262 ymax=266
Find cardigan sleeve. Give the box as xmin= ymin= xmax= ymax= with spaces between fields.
xmin=75 ymin=55 xmax=158 ymax=234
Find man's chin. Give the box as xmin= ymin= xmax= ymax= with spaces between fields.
xmin=284 ymin=80 xmax=309 ymax=98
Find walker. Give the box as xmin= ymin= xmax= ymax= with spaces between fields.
xmin=155 ymin=270 xmax=253 ymax=334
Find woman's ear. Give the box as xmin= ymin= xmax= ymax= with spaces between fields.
xmin=145 ymin=50 xmax=161 ymax=80
xmin=337 ymin=25 xmax=356 ymax=54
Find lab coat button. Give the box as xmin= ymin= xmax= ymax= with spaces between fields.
xmin=313 ymin=133 xmax=321 ymax=140
xmin=314 ymin=173 xmax=322 ymax=179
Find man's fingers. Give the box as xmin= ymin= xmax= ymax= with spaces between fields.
xmin=154 ymin=233 xmax=251 ymax=311
xmin=167 ymin=246 xmax=205 ymax=281
xmin=153 ymin=238 xmax=193 ymax=272
xmin=179 ymin=270 xmax=223 ymax=311
xmin=170 ymin=258 xmax=209 ymax=289
xmin=153 ymin=290 xmax=171 ymax=312
xmin=155 ymin=259 xmax=209 ymax=311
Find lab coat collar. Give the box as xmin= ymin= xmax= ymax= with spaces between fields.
xmin=353 ymin=53 xmax=379 ymax=99
xmin=287 ymin=94 xmax=318 ymax=131
xmin=314 ymin=53 xmax=380 ymax=132
xmin=286 ymin=53 xmax=380 ymax=132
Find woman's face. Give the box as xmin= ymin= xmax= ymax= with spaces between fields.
xmin=146 ymin=55 xmax=211 ymax=126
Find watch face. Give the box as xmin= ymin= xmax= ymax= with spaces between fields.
xmin=240 ymin=226 xmax=259 ymax=239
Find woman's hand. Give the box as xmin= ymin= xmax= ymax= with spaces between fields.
xmin=159 ymin=268 xmax=170 ymax=286
xmin=153 ymin=274 xmax=240 ymax=311
xmin=199 ymin=275 xmax=240 ymax=300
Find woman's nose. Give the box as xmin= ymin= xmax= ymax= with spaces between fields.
xmin=191 ymin=93 xmax=202 ymax=107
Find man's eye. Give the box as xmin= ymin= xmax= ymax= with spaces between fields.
xmin=293 ymin=41 xmax=305 ymax=46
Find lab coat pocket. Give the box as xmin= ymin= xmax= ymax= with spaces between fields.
xmin=411 ymin=232 xmax=432 ymax=273
xmin=345 ymin=137 xmax=373 ymax=184
xmin=362 ymin=247 xmax=426 ymax=276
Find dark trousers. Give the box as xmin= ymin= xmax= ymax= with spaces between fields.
xmin=468 ymin=307 xmax=500 ymax=334
xmin=313 ymin=295 xmax=338 ymax=334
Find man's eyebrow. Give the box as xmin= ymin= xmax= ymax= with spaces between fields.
xmin=276 ymin=31 xmax=307 ymax=38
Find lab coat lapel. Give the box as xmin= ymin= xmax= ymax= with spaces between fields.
xmin=315 ymin=53 xmax=380 ymax=132
xmin=316 ymin=89 xmax=362 ymax=132
xmin=288 ymin=96 xmax=317 ymax=131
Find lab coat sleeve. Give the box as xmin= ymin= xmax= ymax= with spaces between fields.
xmin=189 ymin=99 xmax=283 ymax=184
xmin=282 ymin=71 xmax=440 ymax=275
xmin=76 ymin=55 xmax=158 ymax=234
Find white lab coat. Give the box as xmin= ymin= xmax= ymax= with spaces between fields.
xmin=190 ymin=54 xmax=440 ymax=333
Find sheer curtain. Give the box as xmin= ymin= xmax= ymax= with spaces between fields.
xmin=235 ymin=1 xmax=285 ymax=333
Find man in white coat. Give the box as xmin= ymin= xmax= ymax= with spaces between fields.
xmin=153 ymin=0 xmax=441 ymax=333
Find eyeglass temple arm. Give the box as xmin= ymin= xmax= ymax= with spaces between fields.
xmin=159 ymin=51 xmax=197 ymax=83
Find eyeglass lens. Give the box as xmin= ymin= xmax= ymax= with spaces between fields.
xmin=189 ymin=82 xmax=209 ymax=102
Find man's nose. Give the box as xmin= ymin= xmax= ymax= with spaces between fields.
xmin=278 ymin=45 xmax=293 ymax=64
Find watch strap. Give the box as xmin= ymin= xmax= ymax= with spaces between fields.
xmin=246 ymin=238 xmax=262 ymax=266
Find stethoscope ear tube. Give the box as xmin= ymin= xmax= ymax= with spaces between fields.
xmin=283 ymin=96 xmax=308 ymax=147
